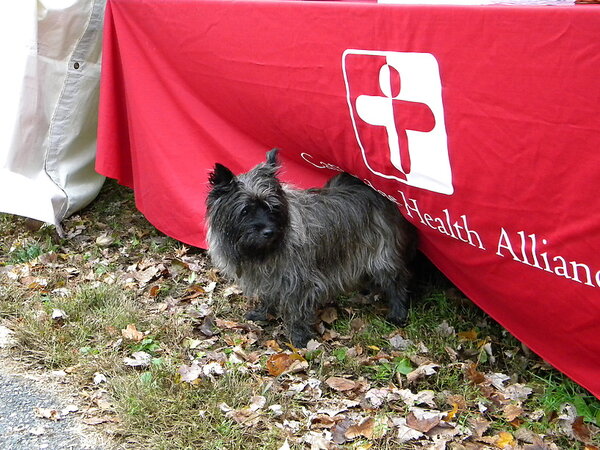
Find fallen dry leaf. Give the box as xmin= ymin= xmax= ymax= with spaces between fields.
xmin=362 ymin=388 xmax=389 ymax=409
xmin=485 ymin=372 xmax=510 ymax=390
xmin=510 ymin=417 xmax=525 ymax=428
xmin=199 ymin=315 xmax=217 ymax=337
xmin=332 ymin=418 xmax=354 ymax=444
xmin=222 ymin=285 xmax=242 ymax=297
xmin=406 ymin=363 xmax=439 ymax=384
xmin=95 ymin=234 xmax=114 ymax=247
xmin=225 ymin=408 xmax=261 ymax=427
xmin=183 ymin=338 xmax=204 ymax=349
xmin=204 ymin=281 xmax=217 ymax=293
xmin=148 ymin=285 xmax=160 ymax=297
xmin=220 ymin=396 xmax=267 ymax=427
xmin=264 ymin=340 xmax=283 ymax=352
xmin=502 ymin=383 xmax=533 ymax=402
xmin=572 ymin=416 xmax=592 ymax=443
xmin=51 ymin=309 xmax=68 ymax=320
xmin=266 ymin=352 xmax=307 ymax=376
xmin=394 ymin=389 xmax=436 ymax=408
xmin=201 ymin=362 xmax=225 ymax=379
xmin=278 ymin=439 xmax=291 ymax=450
xmin=350 ymin=317 xmax=368 ymax=333
xmin=458 ymin=329 xmax=478 ymax=341
xmin=215 ymin=318 xmax=252 ymax=331
xmin=50 ymin=370 xmax=67 ymax=379
xmin=495 ymin=431 xmax=516 ymax=448
xmin=0 ymin=325 xmax=15 ymax=348
xmin=444 ymin=345 xmax=459 ymax=362
xmin=436 ymin=320 xmax=455 ymax=336
xmin=93 ymin=372 xmax=107 ymax=384
xmin=465 ymin=363 xmax=485 ymax=384
xmin=480 ymin=341 xmax=495 ymax=363
xmin=392 ymin=417 xmax=425 ymax=443
xmin=95 ymin=398 xmax=113 ymax=411
xmin=406 ymin=408 xmax=443 ymax=433
xmin=316 ymin=399 xmax=359 ymax=418
xmin=311 ymin=414 xmax=337 ymax=429
xmin=305 ymin=339 xmax=321 ymax=351
xmin=321 ymin=329 xmax=340 ymax=341
xmin=389 ymin=333 xmax=413 ymax=350
xmin=469 ymin=415 xmax=491 ymax=438
xmin=302 ymin=431 xmax=331 ymax=449
xmin=61 ymin=404 xmax=79 ymax=416
xmin=178 ymin=362 xmax=203 ymax=383
xmin=179 ymin=284 xmax=206 ymax=301
xmin=345 ymin=417 xmax=375 ymax=440
xmin=444 ymin=402 xmax=459 ymax=421
xmin=121 ymin=323 xmax=144 ymax=341
xmin=268 ymin=404 xmax=283 ymax=416
xmin=503 ymin=403 xmax=524 ymax=422
xmin=132 ymin=265 xmax=160 ymax=285
xmin=355 ymin=444 xmax=373 ymax=450
xmin=82 ymin=416 xmax=116 ymax=425
xmin=319 ymin=307 xmax=338 ymax=324
xmin=325 ymin=376 xmax=357 ymax=392
xmin=34 ymin=407 xmax=61 ymax=421
xmin=248 ymin=395 xmax=266 ymax=412
xmin=123 ymin=351 xmax=152 ymax=367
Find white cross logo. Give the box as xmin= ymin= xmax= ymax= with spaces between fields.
xmin=343 ymin=50 xmax=453 ymax=195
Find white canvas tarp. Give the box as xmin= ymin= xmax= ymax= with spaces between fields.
xmin=0 ymin=0 xmax=106 ymax=231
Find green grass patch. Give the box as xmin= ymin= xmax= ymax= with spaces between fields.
xmin=534 ymin=372 xmax=600 ymax=426
xmin=110 ymin=366 xmax=285 ymax=449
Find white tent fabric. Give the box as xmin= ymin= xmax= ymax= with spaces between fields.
xmin=0 ymin=0 xmax=106 ymax=230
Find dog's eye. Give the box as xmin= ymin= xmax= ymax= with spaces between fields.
xmin=241 ymin=206 xmax=249 ymax=216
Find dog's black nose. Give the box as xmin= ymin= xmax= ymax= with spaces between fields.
xmin=262 ymin=228 xmax=274 ymax=239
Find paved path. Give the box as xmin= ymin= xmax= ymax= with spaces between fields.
xmin=0 ymin=331 xmax=109 ymax=450
xmin=0 ymin=368 xmax=109 ymax=450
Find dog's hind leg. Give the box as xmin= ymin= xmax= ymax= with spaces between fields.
xmin=385 ymin=285 xmax=409 ymax=327
xmin=373 ymin=271 xmax=410 ymax=327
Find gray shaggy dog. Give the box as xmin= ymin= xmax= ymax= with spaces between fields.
xmin=206 ymin=149 xmax=417 ymax=347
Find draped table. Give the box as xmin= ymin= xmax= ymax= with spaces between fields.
xmin=96 ymin=0 xmax=600 ymax=397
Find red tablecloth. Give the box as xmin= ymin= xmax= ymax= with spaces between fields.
xmin=97 ymin=0 xmax=600 ymax=397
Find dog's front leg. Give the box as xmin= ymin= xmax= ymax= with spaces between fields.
xmin=283 ymin=295 xmax=319 ymax=348
xmin=246 ymin=298 xmax=276 ymax=323
xmin=288 ymin=320 xmax=315 ymax=349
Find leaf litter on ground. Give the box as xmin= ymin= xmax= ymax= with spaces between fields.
xmin=0 ymin=180 xmax=598 ymax=449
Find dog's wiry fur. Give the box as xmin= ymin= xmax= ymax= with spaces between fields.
xmin=206 ymin=149 xmax=417 ymax=347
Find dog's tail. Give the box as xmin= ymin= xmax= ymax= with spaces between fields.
xmin=324 ymin=172 xmax=363 ymax=188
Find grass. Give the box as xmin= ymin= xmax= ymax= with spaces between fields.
xmin=6 ymin=285 xmax=145 ymax=370
xmin=111 ymin=367 xmax=284 ymax=449
xmin=536 ymin=372 xmax=600 ymax=425
xmin=1 ymin=179 xmax=599 ymax=449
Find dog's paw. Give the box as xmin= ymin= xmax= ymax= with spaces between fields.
xmin=245 ymin=308 xmax=269 ymax=323
xmin=386 ymin=313 xmax=408 ymax=328
xmin=289 ymin=330 xmax=314 ymax=349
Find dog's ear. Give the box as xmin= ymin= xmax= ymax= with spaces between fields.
xmin=209 ymin=163 xmax=236 ymax=187
xmin=266 ymin=148 xmax=280 ymax=168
